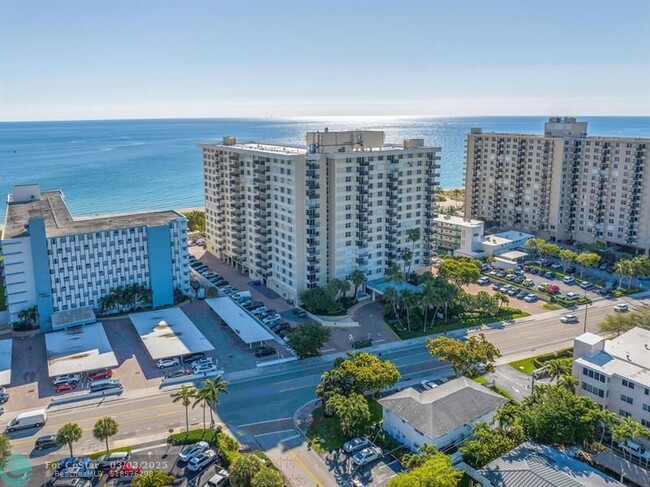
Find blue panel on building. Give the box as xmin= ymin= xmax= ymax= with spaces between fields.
xmin=146 ymin=225 xmax=174 ymax=307
xmin=28 ymin=217 xmax=55 ymax=332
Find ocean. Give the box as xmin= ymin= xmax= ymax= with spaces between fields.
xmin=1 ymin=116 xmax=648 ymax=223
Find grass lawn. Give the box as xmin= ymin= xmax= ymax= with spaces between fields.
xmin=388 ymin=307 xmax=531 ymax=340
xmin=509 ymin=348 xmax=573 ymax=375
xmin=307 ymin=397 xmax=382 ymax=452
xmin=87 ymin=446 xmax=132 ymax=460
xmin=169 ymin=428 xmax=220 ymax=446
xmin=543 ymin=303 xmax=562 ymax=311
xmin=472 ymin=376 xmax=515 ymax=402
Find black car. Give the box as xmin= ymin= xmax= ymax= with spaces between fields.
xmin=255 ymin=346 xmax=277 ymax=358
xmin=292 ymin=308 xmax=307 ymax=318
xmin=183 ymin=353 xmax=206 ymax=364
xmin=244 ymin=301 xmax=264 ymax=310
xmin=259 ymin=310 xmax=278 ymax=319
xmin=270 ymin=321 xmax=291 ymax=332
xmin=35 ymin=435 xmax=58 ymax=450
xmin=529 ymin=268 xmax=539 ymax=275
xmin=164 ymin=368 xmax=191 ymax=379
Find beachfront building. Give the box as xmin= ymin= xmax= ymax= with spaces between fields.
xmin=572 ymin=328 xmax=650 ymax=426
xmin=200 ymin=130 xmax=440 ymax=304
xmin=1 ymin=184 xmax=191 ymax=332
xmin=433 ymin=215 xmax=484 ymax=257
xmin=464 ymin=117 xmax=650 ymax=254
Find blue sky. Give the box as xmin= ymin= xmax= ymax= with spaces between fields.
xmin=1 ymin=0 xmax=649 ymax=121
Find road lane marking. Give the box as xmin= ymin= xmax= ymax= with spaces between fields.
xmin=239 ymin=417 xmax=292 ymax=427
xmin=254 ymin=429 xmax=296 ymax=438
xmin=288 ymin=450 xmax=324 ymax=486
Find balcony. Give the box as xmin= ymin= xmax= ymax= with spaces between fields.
xmin=307 ymin=237 xmax=320 ymax=246
xmin=306 ymin=170 xmax=320 ymax=179
xmin=356 ymin=257 xmax=368 ymax=266
xmin=306 ymin=189 xmax=319 ymax=199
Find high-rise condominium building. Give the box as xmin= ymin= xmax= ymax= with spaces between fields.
xmin=200 ymin=130 xmax=440 ymax=304
xmin=464 ymin=117 xmax=649 ymax=254
xmin=1 ymin=184 xmax=191 ymax=331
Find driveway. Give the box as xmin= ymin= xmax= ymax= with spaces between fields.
xmin=323 ymin=445 xmax=403 ymax=486
xmin=483 ymin=364 xmax=551 ymax=402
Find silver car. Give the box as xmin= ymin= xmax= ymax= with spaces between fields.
xmin=178 ymin=441 xmax=209 ymax=462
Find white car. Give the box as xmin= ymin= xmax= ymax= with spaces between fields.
xmin=343 ymin=437 xmax=370 ymax=453
xmin=420 ymin=378 xmax=446 ymax=390
xmin=157 ymin=357 xmax=180 ymax=369
xmin=477 ymin=276 xmax=490 ymax=285
xmin=524 ymin=293 xmax=538 ymax=303
xmin=191 ymin=357 xmax=215 ymax=368
xmin=566 ymin=292 xmax=579 ymax=300
xmin=614 ymin=303 xmax=629 ymax=312
xmin=192 ymin=363 xmax=221 ymax=374
xmin=186 ymin=449 xmax=217 ymax=472
xmin=262 ymin=315 xmax=281 ymax=325
xmin=203 ymin=469 xmax=230 ymax=487
xmin=52 ymin=374 xmax=82 ymax=385
xmin=352 ymin=446 xmax=383 ymax=466
xmin=560 ymin=314 xmax=578 ymax=324
xmin=178 ymin=441 xmax=209 ymax=462
xmin=251 ymin=307 xmax=268 ymax=316
xmin=562 ymin=276 xmax=576 ymax=284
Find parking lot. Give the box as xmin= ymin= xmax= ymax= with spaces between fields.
xmin=323 ymin=439 xmax=404 ymax=487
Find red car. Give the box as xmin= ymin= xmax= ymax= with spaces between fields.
xmin=548 ymin=284 xmax=560 ymax=294
xmin=87 ymin=369 xmax=113 ymax=381
xmin=109 ymin=463 xmax=142 ymax=478
xmin=55 ymin=382 xmax=77 ymax=393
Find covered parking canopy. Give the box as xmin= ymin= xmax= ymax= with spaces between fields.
xmin=206 ymin=297 xmax=273 ymax=345
xmin=366 ymin=278 xmax=422 ymax=300
xmin=0 ymin=339 xmax=12 ymax=386
xmin=129 ymin=308 xmax=215 ymax=360
xmin=45 ymin=322 xmax=118 ymax=377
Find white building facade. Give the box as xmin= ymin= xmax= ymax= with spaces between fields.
xmin=572 ymin=328 xmax=650 ymax=427
xmin=200 ymin=130 xmax=441 ymax=304
xmin=1 ymin=184 xmax=191 ymax=331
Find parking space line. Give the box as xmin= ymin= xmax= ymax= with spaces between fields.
xmin=253 ymin=428 xmax=296 ymax=438
xmin=239 ymin=417 xmax=292 ymax=427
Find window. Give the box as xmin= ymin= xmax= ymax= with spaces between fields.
xmin=582 ymin=368 xmax=606 ymax=383
xmin=619 ymin=409 xmax=632 ymax=418
xmin=643 ymin=403 xmax=650 ymax=412
xmin=622 ymin=379 xmax=635 ymax=390
xmin=581 ymin=382 xmax=604 ymax=398
xmin=620 ymin=394 xmax=633 ymax=405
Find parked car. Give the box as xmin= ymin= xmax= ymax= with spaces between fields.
xmin=516 ymin=291 xmax=527 ymax=299
xmin=186 ymin=449 xmax=218 ymax=472
xmin=164 ymin=368 xmax=192 ymax=379
xmin=34 ymin=435 xmax=58 ymax=450
xmin=87 ymin=369 xmax=113 ymax=381
xmin=562 ymin=276 xmax=576 ymax=285
xmin=156 ymin=357 xmax=181 ymax=369
xmin=524 ymin=293 xmax=538 ymax=303
xmin=343 ymin=437 xmax=370 ymax=453
xmin=505 ymin=273 xmax=516 ymax=281
xmin=529 ymin=267 xmax=539 ymax=275
xmin=56 ymin=457 xmax=91 ymax=472
xmin=566 ymin=265 xmax=577 ymax=274
xmin=192 ymin=363 xmax=220 ymax=374
xmin=352 ymin=446 xmax=383 ymax=466
xmin=95 ymin=451 xmax=130 ymax=472
xmin=481 ymin=263 xmax=490 ymax=272
xmin=179 ymin=441 xmax=210 ymax=462
xmin=560 ymin=314 xmax=579 ymax=324
xmin=507 ymin=288 xmax=519 ymax=296
xmin=261 ymin=314 xmax=282 ymax=324
xmin=55 ymin=382 xmax=77 ymax=393
xmin=108 ymin=462 xmax=142 ymax=478
xmin=192 ymin=357 xmax=215 ymax=367
xmin=496 ymin=271 xmax=506 ymax=278
xmin=477 ymin=276 xmax=490 ymax=285
xmin=548 ymin=284 xmax=560 ymax=294
xmin=420 ymin=378 xmax=446 ymax=390
xmin=513 ymin=275 xmax=525 ymax=284
xmin=183 ymin=352 xmax=206 ymax=364
xmin=523 ymin=279 xmax=535 ymax=287
xmin=614 ymin=303 xmax=629 ymax=312
xmin=203 ymin=469 xmax=230 ymax=487
xmin=52 ymin=374 xmax=82 ymax=386
xmin=89 ymin=379 xmax=122 ymax=392
xmin=255 ymin=346 xmax=277 ymax=358
xmin=245 ymin=301 xmax=264 ymax=310
xmin=579 ymin=281 xmax=594 ymax=290
xmin=544 ymin=271 xmax=556 ymax=279
xmin=599 ymin=263 xmax=609 ymax=271
xmin=492 ymin=283 xmax=504 ymax=291
xmin=270 ymin=322 xmax=291 ymax=332
xmin=550 ymin=262 xmax=563 ymax=270
xmin=251 ymin=307 xmax=269 ymax=316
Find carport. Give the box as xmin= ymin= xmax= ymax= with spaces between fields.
xmin=366 ymin=278 xmax=422 ymax=301
xmin=129 ymin=308 xmax=215 ymax=360
xmin=45 ymin=322 xmax=118 ymax=377
xmin=205 ymin=297 xmax=273 ymax=347
xmin=0 ymin=339 xmax=12 ymax=386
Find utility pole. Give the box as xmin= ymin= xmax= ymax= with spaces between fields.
xmin=583 ymin=288 xmax=589 ymax=333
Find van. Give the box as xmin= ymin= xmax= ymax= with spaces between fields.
xmin=90 ymin=379 xmax=123 ymax=392
xmin=5 ymin=409 xmax=48 ymax=432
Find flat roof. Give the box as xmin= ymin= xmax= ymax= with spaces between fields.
xmin=51 ymin=306 xmax=96 ymax=330
xmin=0 ymin=339 xmax=12 ymax=386
xmin=205 ymin=297 xmax=273 ymax=344
xmin=45 ymin=323 xmax=118 ymax=377
xmin=367 ymin=278 xmax=421 ymax=295
xmin=434 ymin=215 xmax=483 ymax=228
xmin=3 ymin=190 xmax=183 ymax=239
xmin=497 ymin=250 xmax=528 ymax=260
xmin=128 ymin=308 xmax=215 ymax=360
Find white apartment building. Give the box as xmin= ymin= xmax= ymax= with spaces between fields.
xmin=434 ymin=215 xmax=484 ymax=257
xmin=465 ymin=117 xmax=650 ymax=254
xmin=200 ymin=130 xmax=440 ymax=304
xmin=572 ymin=328 xmax=650 ymax=427
xmin=1 ymin=184 xmax=191 ymax=332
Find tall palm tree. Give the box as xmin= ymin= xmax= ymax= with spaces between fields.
xmin=614 ymin=260 xmax=631 ymax=289
xmin=399 ymin=290 xmax=419 ymax=333
xmin=598 ymin=410 xmax=620 ymax=445
xmin=171 ymin=385 xmax=197 ymax=432
xmin=385 ymin=263 xmax=404 ymax=287
xmin=406 ymin=228 xmax=421 ymax=276
xmin=557 ymin=374 xmax=578 ymax=393
xmin=192 ymin=390 xmax=209 ymax=430
xmin=545 ymin=358 xmax=571 ymax=382
xmin=420 ymin=283 xmax=435 ymax=333
xmin=197 ymin=376 xmax=230 ymax=428
xmin=612 ymin=417 xmax=642 ymax=460
xmin=383 ymin=287 xmax=403 ymax=330
xmin=348 ymin=268 xmax=367 ymax=298
xmin=93 ymin=417 xmax=119 ymax=453
xmin=400 ymin=247 xmax=413 ymax=277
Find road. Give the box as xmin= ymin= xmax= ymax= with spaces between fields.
xmin=3 ymin=293 xmax=648 ymax=469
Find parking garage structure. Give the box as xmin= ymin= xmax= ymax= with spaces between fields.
xmin=205 ymin=297 xmax=274 ymax=347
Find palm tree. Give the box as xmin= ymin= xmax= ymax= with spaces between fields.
xmin=614 ymin=260 xmax=631 ymax=289
xmin=197 ymin=376 xmax=229 ymax=428
xmin=598 ymin=410 xmax=620 ymax=445
xmin=420 ymin=283 xmax=435 ymax=333
xmin=93 ymin=417 xmax=119 ymax=453
xmin=130 ymin=469 xmax=175 ymax=487
xmin=399 ymin=289 xmax=419 ymax=332
xmin=557 ymin=374 xmax=579 ymax=393
xmin=612 ymin=417 xmax=643 ymax=460
xmin=525 ymin=238 xmax=540 ymax=259
xmin=494 ymin=403 xmax=521 ymax=433
xmin=348 ymin=268 xmax=367 ymax=299
xmin=406 ymin=228 xmax=421 ymax=276
xmin=56 ymin=423 xmax=83 ymax=457
xmin=385 ymin=263 xmax=404 ymax=287
xmin=171 ymin=385 xmax=197 ymax=432
xmin=192 ymin=390 xmax=209 ymax=430
xmin=17 ymin=306 xmax=38 ymax=328
xmin=545 ymin=358 xmax=571 ymax=382
xmin=400 ymin=247 xmax=413 ymax=277
xmin=496 ymin=292 xmax=509 ymax=311
xmin=383 ymin=287 xmax=403 ymax=330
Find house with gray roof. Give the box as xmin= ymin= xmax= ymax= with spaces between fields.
xmin=378 ymin=377 xmax=508 ymax=452
xmin=477 ymin=442 xmax=624 ymax=487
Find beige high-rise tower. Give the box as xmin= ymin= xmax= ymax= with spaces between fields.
xmin=200 ymin=130 xmax=440 ymax=304
xmin=464 ymin=117 xmax=650 ymax=254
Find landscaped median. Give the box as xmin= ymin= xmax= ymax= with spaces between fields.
xmin=509 ymin=348 xmax=573 ymax=375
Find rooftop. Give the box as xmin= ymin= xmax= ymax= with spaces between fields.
xmin=45 ymin=322 xmax=118 ymax=377
xmin=0 ymin=339 xmax=12 ymax=386
xmin=205 ymin=297 xmax=274 ymax=344
xmin=481 ymin=231 xmax=534 ymax=248
xmin=479 ymin=442 xmax=624 ymax=487
xmin=605 ymin=327 xmax=650 ymax=369
xmin=3 ymin=188 xmax=183 ymax=240
xmin=51 ymin=306 xmax=96 ymax=331
xmin=378 ymin=377 xmax=508 ymax=440
xmin=129 ymin=308 xmax=215 ymax=360
xmin=434 ymin=214 xmax=484 ymax=228
xmin=366 ymin=278 xmax=422 ymax=295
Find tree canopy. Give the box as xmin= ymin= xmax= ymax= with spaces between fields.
xmin=388 ymin=450 xmax=462 ymax=487
xmin=130 ymin=469 xmax=176 ymax=487
xmin=426 ymin=334 xmax=501 ymax=378
xmin=56 ymin=423 xmax=83 ymax=457
xmin=286 ymin=322 xmax=332 ymax=359
xmin=328 ymin=393 xmax=371 ymax=438
xmin=438 ymin=258 xmax=481 ymax=287
xmin=230 ymin=453 xmax=264 ymax=487
xmin=0 ymin=433 xmax=10 ymax=470
xmin=338 ymin=352 xmax=401 ymax=393
xmin=250 ymin=467 xmax=283 ymax=487
xmin=93 ymin=417 xmax=119 ymax=453
xmin=600 ymin=308 xmax=650 ymax=336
